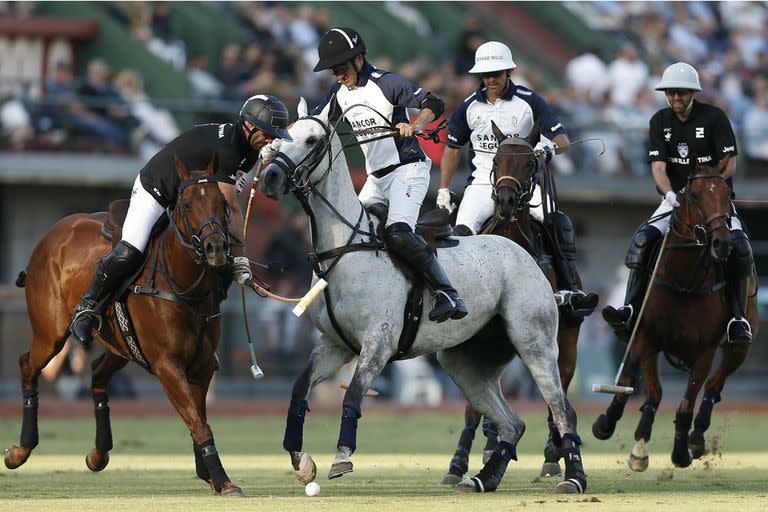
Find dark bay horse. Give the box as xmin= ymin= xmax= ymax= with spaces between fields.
xmin=4 ymin=156 xmax=245 ymax=497
xmin=592 ymin=164 xmax=758 ymax=470
xmin=443 ymin=123 xmax=585 ymax=484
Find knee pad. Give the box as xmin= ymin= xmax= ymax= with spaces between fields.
xmin=550 ymin=211 xmax=576 ymax=260
xmin=625 ymin=225 xmax=662 ymax=270
xmin=729 ymin=230 xmax=753 ymax=278
xmin=97 ymin=241 xmax=143 ymax=281
xmin=384 ymin=222 xmax=432 ymax=270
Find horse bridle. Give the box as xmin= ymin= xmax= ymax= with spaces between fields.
xmin=491 ymin=136 xmax=539 ymax=214
xmin=166 ymin=177 xmax=231 ymax=265
xmin=670 ymin=173 xmax=731 ymax=248
xmin=268 ymin=116 xmax=334 ymax=196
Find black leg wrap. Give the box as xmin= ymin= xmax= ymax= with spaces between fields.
xmin=694 ymin=393 xmax=720 ymax=432
xmin=93 ymin=392 xmax=113 ymax=452
xmin=448 ymin=426 xmax=476 ymax=475
xmin=634 ymin=401 xmax=657 ymax=442
xmin=562 ymin=433 xmax=587 ymax=492
xmin=20 ymin=390 xmax=39 ymax=449
xmin=198 ymin=439 xmax=229 ymax=492
xmin=338 ymin=404 xmax=361 ymax=453
xmin=607 ymin=395 xmax=628 ymax=423
xmin=471 ymin=440 xmax=516 ymax=492
xmin=192 ymin=438 xmax=210 ymax=481
xmin=283 ymin=399 xmax=310 ymax=453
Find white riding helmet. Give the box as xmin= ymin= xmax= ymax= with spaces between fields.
xmin=655 ymin=62 xmax=702 ymax=91
xmin=469 ymin=41 xmax=517 ymax=74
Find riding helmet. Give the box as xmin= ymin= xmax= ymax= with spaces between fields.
xmin=239 ymin=94 xmax=292 ymax=140
xmin=313 ymin=27 xmax=366 ymax=72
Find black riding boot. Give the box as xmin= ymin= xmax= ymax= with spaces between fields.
xmin=384 ymin=222 xmax=468 ymax=323
xmin=726 ymin=230 xmax=753 ymax=344
xmin=602 ymin=225 xmax=662 ymax=342
xmin=70 ymin=241 xmax=143 ymax=347
xmin=553 ymin=255 xmax=599 ymax=313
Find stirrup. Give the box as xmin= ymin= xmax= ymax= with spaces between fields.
xmin=727 ymin=317 xmax=752 ymax=345
xmin=429 ymin=290 xmax=467 ymax=323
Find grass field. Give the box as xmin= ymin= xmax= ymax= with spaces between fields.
xmin=1 ymin=407 xmax=767 ymax=511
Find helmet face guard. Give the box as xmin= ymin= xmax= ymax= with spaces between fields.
xmin=239 ymin=94 xmax=292 ymax=141
xmin=314 ymin=27 xmax=366 ymax=72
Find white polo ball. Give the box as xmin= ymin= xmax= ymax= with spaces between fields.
xmin=305 ymin=481 xmax=320 ymax=497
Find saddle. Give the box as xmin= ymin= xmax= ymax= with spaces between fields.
xmin=366 ymin=203 xmax=459 ymax=251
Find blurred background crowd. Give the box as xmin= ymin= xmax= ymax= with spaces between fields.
xmin=1 ymin=1 xmax=768 ymax=402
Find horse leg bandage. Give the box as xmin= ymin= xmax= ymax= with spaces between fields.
xmin=561 ymin=433 xmax=586 ymax=492
xmin=338 ymin=404 xmax=361 ymax=453
xmin=471 ymin=440 xmax=517 ymax=492
xmin=283 ymin=399 xmax=309 ymax=453
xmin=20 ymin=390 xmax=39 ymax=449
xmin=93 ymin=392 xmax=113 ymax=452
xmin=198 ymin=439 xmax=229 ymax=492
xmin=192 ymin=439 xmax=210 ymax=481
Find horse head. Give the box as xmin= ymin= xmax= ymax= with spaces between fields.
xmin=260 ymin=97 xmax=332 ymax=200
xmin=173 ymin=153 xmax=230 ymax=267
xmin=490 ymin=121 xmax=539 ymax=220
xmin=675 ymin=161 xmax=732 ymax=261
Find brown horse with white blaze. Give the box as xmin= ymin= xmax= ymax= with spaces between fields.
xmin=4 ymin=155 xmax=244 ymax=497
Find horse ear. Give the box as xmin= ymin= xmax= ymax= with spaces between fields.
xmin=175 ymin=154 xmax=190 ymax=181
xmin=491 ymin=121 xmax=506 ymax=143
xmin=205 ymin=152 xmax=219 ymax=176
xmin=298 ymin=97 xmax=308 ymax=118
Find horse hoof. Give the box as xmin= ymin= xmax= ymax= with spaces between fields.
xmin=482 ymin=449 xmax=493 ymax=464
xmin=328 ymin=460 xmax=353 ymax=479
xmin=456 ymin=477 xmax=481 ymax=493
xmin=688 ymin=431 xmax=707 ymax=459
xmin=672 ymin=449 xmax=692 ymax=468
xmin=556 ymin=478 xmax=585 ymax=494
xmin=4 ymin=445 xmax=31 ymax=470
xmin=85 ymin=448 xmax=110 ymax=472
xmin=627 ymin=453 xmax=649 ymax=472
xmin=441 ymin=473 xmax=463 ymax=485
xmin=592 ymin=414 xmax=615 ymax=440
xmin=293 ymin=452 xmax=317 ymax=484
xmin=219 ymin=483 xmax=245 ymax=498
xmin=540 ymin=462 xmax=562 ymax=478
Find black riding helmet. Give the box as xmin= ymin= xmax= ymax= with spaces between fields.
xmin=239 ymin=94 xmax=292 ymax=142
xmin=313 ymin=27 xmax=366 ymax=72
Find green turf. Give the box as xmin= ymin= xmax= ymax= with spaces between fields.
xmin=1 ymin=410 xmax=767 ymax=511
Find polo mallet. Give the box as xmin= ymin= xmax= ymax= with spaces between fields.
xmin=241 ymin=165 xmax=264 ymax=380
xmin=593 ymin=228 xmax=670 ymax=395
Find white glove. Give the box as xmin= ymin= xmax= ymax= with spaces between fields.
xmin=436 ymin=188 xmax=454 ymax=214
xmin=534 ymin=139 xmax=558 ymax=161
xmin=663 ymin=190 xmax=680 ymax=208
xmin=234 ymin=172 xmax=247 ymax=193
xmin=259 ymin=139 xmax=282 ymax=164
xmin=233 ymin=256 xmax=252 ymax=285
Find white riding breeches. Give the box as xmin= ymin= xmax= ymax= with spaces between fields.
xmin=358 ymin=159 xmax=431 ymax=229
xmin=121 ymin=174 xmax=166 ymax=252
xmin=648 ymin=197 xmax=743 ymax=234
xmin=456 ymin=183 xmax=546 ymax=234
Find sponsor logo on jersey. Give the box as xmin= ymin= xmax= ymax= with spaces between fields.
xmin=649 ymin=150 xmax=659 ymax=156
xmin=696 ymin=155 xmax=712 ymax=163
xmin=677 ymin=142 xmax=689 ymax=158
xmin=669 ymin=157 xmax=690 ymax=164
xmin=696 ymin=127 xmax=704 ymax=139
xmin=723 ymin=146 xmax=734 ymax=153
xmin=218 ymin=124 xmax=226 ymax=138
xmin=350 ymin=118 xmax=378 ymax=129
xmin=550 ymin=123 xmax=562 ymax=132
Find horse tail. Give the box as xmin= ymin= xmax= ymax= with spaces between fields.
xmin=15 ymin=270 xmax=26 ymax=288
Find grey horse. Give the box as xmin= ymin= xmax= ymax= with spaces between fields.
xmin=258 ymin=98 xmax=586 ymax=494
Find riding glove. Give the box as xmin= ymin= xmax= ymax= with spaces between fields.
xmin=663 ymin=190 xmax=680 ymax=208
xmin=233 ymin=256 xmax=252 ymax=285
xmin=534 ymin=139 xmax=557 ymax=162
xmin=260 ymin=139 xmax=282 ymax=164
xmin=436 ymin=188 xmax=454 ymax=214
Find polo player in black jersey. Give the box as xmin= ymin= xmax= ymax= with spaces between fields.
xmin=70 ymin=94 xmax=292 ymax=347
xmin=603 ymin=62 xmax=754 ymax=345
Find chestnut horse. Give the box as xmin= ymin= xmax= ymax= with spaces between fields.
xmin=4 ymin=156 xmax=245 ymax=497
xmin=592 ymin=164 xmax=758 ymax=470
xmin=443 ymin=123 xmax=585 ymax=484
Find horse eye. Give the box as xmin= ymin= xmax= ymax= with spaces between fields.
xmin=306 ymin=136 xmax=318 ymax=145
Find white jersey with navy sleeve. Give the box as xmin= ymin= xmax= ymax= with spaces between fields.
xmin=312 ymin=61 xmax=431 ymax=175
xmin=448 ymin=82 xmax=567 ymax=185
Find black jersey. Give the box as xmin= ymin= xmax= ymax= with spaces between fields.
xmin=139 ymin=122 xmax=259 ymax=207
xmin=648 ymin=100 xmax=737 ymax=193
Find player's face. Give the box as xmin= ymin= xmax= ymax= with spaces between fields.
xmin=481 ymin=70 xmax=508 ymax=98
xmin=665 ymin=89 xmax=695 ymax=115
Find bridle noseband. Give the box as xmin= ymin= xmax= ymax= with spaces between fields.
xmin=166 ymin=177 xmax=231 ymax=264
xmin=671 ymin=173 xmax=731 ymax=247
xmin=491 ymin=136 xmax=539 ymax=214
xmin=268 ymin=116 xmax=333 ymax=195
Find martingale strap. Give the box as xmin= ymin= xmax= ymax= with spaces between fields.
xmin=113 ymin=301 xmax=150 ymax=371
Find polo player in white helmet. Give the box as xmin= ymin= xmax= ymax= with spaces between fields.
xmin=439 ymin=40 xmax=598 ymax=314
